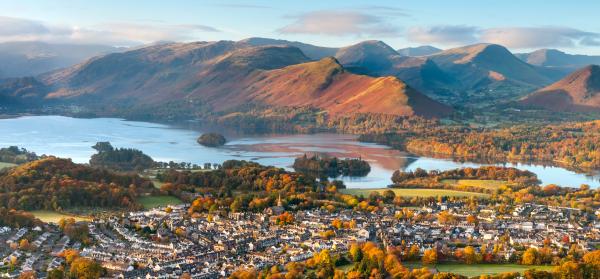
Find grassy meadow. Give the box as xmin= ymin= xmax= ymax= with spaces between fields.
xmin=403 ymin=262 xmax=555 ymax=277
xmin=340 ymin=188 xmax=489 ymax=198
xmin=28 ymin=210 xmax=92 ymax=224
xmin=138 ymin=195 xmax=183 ymax=209
xmin=441 ymin=179 xmax=509 ymax=191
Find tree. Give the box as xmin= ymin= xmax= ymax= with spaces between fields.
xmin=523 ymin=269 xmax=554 ymax=279
xmin=47 ymin=269 xmax=65 ymax=279
xmin=61 ymin=249 xmax=80 ymax=264
xmin=19 ymin=239 xmax=30 ymax=250
xmin=463 ymin=246 xmax=479 ymax=264
xmin=438 ymin=211 xmax=456 ymax=224
xmin=69 ymin=257 xmax=104 ymax=279
xmin=18 ymin=271 xmax=35 ymax=279
xmin=553 ymin=261 xmax=582 ymax=279
xmin=331 ymin=219 xmax=342 ymax=230
xmin=422 ymin=249 xmax=438 ymax=265
xmin=91 ymin=142 xmax=114 ymax=153
xmin=349 ymin=243 xmax=363 ymax=262
xmin=407 ymin=244 xmax=420 ymax=260
xmin=229 ymin=269 xmax=258 ymax=279
xmin=522 ymin=248 xmax=539 ymax=265
xmin=582 ymin=250 xmax=600 ymax=267
xmin=466 ymin=215 xmax=478 ymax=225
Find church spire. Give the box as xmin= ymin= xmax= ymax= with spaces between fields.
xmin=277 ymin=193 xmax=283 ymax=207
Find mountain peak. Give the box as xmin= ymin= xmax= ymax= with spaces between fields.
xmin=397 ymin=45 xmax=442 ymax=57
xmin=214 ymin=45 xmax=309 ymax=70
xmin=335 ymin=40 xmax=399 ymax=73
xmin=443 ymin=43 xmax=512 ymax=64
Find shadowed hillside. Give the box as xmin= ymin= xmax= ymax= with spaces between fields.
xmin=521 ymin=65 xmax=600 ymax=112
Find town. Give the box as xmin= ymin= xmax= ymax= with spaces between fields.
xmin=2 ymin=198 xmax=598 ymax=278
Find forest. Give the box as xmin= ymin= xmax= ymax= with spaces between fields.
xmin=360 ymin=120 xmax=600 ymax=171
xmin=391 ymin=166 xmax=540 ymax=193
xmin=293 ymin=154 xmax=371 ymax=177
xmin=89 ymin=141 xmax=156 ymax=172
xmin=0 ymin=146 xmax=39 ymax=164
xmin=0 ymin=157 xmax=153 ymax=211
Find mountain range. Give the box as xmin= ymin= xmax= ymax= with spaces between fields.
xmin=0 ymin=41 xmax=123 ymax=79
xmin=2 ymin=40 xmax=451 ymax=119
xmin=517 ymin=49 xmax=600 ymax=69
xmin=2 ymin=37 xmax=600 ymax=118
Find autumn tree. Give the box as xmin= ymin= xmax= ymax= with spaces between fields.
xmin=463 ymin=246 xmax=479 ymax=264
xmin=522 ymin=248 xmax=539 ymax=265
xmin=69 ymin=257 xmax=104 ymax=279
xmin=422 ymin=249 xmax=438 ymax=265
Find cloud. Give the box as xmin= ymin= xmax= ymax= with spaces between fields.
xmin=0 ymin=16 xmax=220 ymax=46
xmin=278 ymin=10 xmax=399 ymax=37
xmin=407 ymin=25 xmax=478 ymax=45
xmin=480 ymin=27 xmax=600 ymax=48
xmin=406 ymin=24 xmax=600 ymax=49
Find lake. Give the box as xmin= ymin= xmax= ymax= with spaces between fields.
xmin=1 ymin=115 xmax=599 ymax=188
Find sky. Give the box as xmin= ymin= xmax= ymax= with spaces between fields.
xmin=1 ymin=0 xmax=600 ymax=54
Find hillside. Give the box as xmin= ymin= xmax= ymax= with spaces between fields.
xmin=240 ymin=37 xmax=338 ymax=60
xmin=1 ymin=40 xmax=451 ymax=119
xmin=0 ymin=157 xmax=153 ymax=210
xmin=245 ymin=57 xmax=453 ymax=117
xmin=520 ymin=65 xmax=600 ymax=112
xmin=0 ymin=41 xmax=121 ymax=78
xmin=430 ymin=44 xmax=552 ymax=87
xmin=424 ymin=44 xmax=558 ymax=104
xmin=517 ymin=49 xmax=600 ymax=68
xmin=334 ymin=40 xmax=404 ymax=74
xmin=397 ymin=45 xmax=442 ymax=56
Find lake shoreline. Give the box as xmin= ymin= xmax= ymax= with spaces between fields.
xmin=0 ymin=115 xmax=599 ymax=188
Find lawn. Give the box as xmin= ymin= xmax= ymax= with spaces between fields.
xmin=442 ymin=179 xmax=509 ymax=191
xmin=340 ymin=188 xmax=489 ymax=198
xmin=138 ymin=195 xmax=183 ymax=209
xmin=402 ymin=262 xmax=554 ymax=277
xmin=28 ymin=210 xmax=92 ymax=224
xmin=0 ymin=162 xmax=16 ymax=170
xmin=403 ymin=262 xmax=555 ymax=277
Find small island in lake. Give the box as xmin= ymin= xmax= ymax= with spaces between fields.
xmin=293 ymin=154 xmax=371 ymax=177
xmin=89 ymin=142 xmax=156 ymax=171
xmin=197 ymin=133 xmax=227 ymax=147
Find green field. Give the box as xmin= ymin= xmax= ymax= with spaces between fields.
xmin=28 ymin=210 xmax=92 ymax=224
xmin=138 ymin=195 xmax=183 ymax=209
xmin=404 ymin=262 xmax=555 ymax=277
xmin=442 ymin=179 xmax=508 ymax=190
xmin=0 ymin=162 xmax=17 ymax=170
xmin=340 ymin=188 xmax=489 ymax=198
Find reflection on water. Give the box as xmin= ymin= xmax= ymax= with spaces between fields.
xmin=0 ymin=115 xmax=599 ymax=189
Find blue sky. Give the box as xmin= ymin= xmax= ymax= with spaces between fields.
xmin=1 ymin=0 xmax=599 ymax=54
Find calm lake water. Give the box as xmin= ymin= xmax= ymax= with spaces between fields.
xmin=1 ymin=115 xmax=599 ymax=188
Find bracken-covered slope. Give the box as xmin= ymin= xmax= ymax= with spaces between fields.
xmin=244 ymin=57 xmax=453 ymax=118
xmin=2 ymin=40 xmax=452 ymax=118
xmin=520 ymin=65 xmax=600 ymax=112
